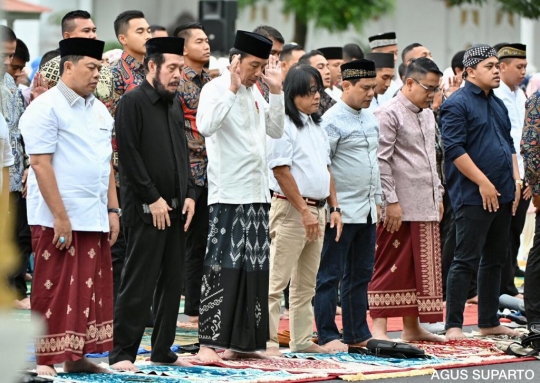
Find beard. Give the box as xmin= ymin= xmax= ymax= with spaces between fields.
xmin=153 ymin=67 xmax=177 ymax=101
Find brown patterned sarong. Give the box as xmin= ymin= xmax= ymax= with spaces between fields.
xmin=368 ymin=221 xmax=443 ymax=323
xmin=31 ymin=226 xmax=114 ymax=365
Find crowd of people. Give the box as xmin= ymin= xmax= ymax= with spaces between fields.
xmin=1 ymin=7 xmax=539 ymax=378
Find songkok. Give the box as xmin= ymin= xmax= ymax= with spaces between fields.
xmin=146 ymin=37 xmax=184 ymax=56
xmin=497 ymin=43 xmax=526 ymax=60
xmin=365 ymin=53 xmax=395 ymax=69
xmin=234 ymin=30 xmax=272 ymax=59
xmin=368 ymin=32 xmax=397 ymax=49
xmin=317 ymin=47 xmax=343 ymax=60
xmin=463 ymin=44 xmax=497 ymax=68
xmin=341 ymin=59 xmax=377 ymax=81
xmin=59 ymin=38 xmax=104 ymax=61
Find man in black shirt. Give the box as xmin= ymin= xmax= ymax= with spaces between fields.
xmin=109 ymin=37 xmax=196 ymax=372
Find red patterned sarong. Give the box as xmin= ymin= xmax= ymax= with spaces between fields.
xmin=368 ymin=221 xmax=443 ymax=323
xmin=31 ymin=226 xmax=113 ymax=365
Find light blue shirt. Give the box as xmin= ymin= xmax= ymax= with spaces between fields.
xmin=322 ymin=100 xmax=382 ymax=224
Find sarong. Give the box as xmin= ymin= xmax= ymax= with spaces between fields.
xmin=198 ymin=203 xmax=270 ymax=352
xmin=368 ymin=221 xmax=443 ymax=323
xmin=31 ymin=226 xmax=114 ymax=365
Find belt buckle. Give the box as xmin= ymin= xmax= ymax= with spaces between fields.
xmin=318 ymin=200 xmax=326 ymax=208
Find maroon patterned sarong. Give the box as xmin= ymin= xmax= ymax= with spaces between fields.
xmin=368 ymin=221 xmax=443 ymax=323
xmin=31 ymin=226 xmax=113 ymax=365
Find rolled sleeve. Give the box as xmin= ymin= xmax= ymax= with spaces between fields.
xmin=440 ymin=100 xmax=468 ymax=162
xmin=20 ymin=101 xmax=58 ymax=155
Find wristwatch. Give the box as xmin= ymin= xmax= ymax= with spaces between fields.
xmin=329 ymin=207 xmax=342 ymax=214
xmin=515 ymin=180 xmax=524 ymax=188
xmin=108 ymin=208 xmax=122 ymax=217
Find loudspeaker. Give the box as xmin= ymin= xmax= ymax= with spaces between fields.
xmin=199 ymin=0 xmax=237 ymax=55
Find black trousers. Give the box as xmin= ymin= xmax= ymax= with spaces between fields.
xmin=109 ymin=217 xmax=185 ymax=364
xmin=111 ymin=187 xmax=127 ymax=306
xmin=525 ymin=211 xmax=540 ymax=328
xmin=8 ymin=191 xmax=32 ymax=300
xmin=183 ymin=185 xmax=209 ymax=316
xmin=500 ymin=189 xmax=529 ymax=296
xmin=441 ymin=189 xmax=477 ymax=301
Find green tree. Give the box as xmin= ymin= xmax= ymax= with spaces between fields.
xmin=446 ymin=0 xmax=540 ymax=18
xmin=238 ymin=0 xmax=394 ymax=47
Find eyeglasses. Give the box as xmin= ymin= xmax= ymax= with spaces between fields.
xmin=412 ymin=78 xmax=441 ymax=94
xmin=307 ymin=86 xmax=321 ymax=96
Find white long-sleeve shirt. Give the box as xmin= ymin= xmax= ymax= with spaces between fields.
xmin=197 ymin=69 xmax=284 ymax=205
xmin=494 ymin=81 xmax=527 ymax=179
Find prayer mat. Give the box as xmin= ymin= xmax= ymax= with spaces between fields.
xmin=140 ymin=328 xmax=198 ymax=350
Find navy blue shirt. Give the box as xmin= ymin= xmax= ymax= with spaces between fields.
xmin=440 ymin=81 xmax=515 ymax=212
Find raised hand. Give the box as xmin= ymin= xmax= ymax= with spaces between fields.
xmin=30 ymin=72 xmax=49 ymax=102
xmin=229 ymin=54 xmax=242 ymax=93
xmin=261 ymin=55 xmax=282 ymax=94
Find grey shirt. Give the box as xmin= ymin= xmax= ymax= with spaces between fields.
xmin=322 ymin=100 xmax=382 ymax=224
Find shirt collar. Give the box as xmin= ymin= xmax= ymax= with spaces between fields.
xmin=57 ymin=79 xmax=95 ymax=107
xmin=299 ymin=111 xmax=311 ymax=126
xmin=183 ymin=65 xmax=211 ymax=85
xmin=122 ymin=51 xmax=144 ymax=73
xmin=499 ymin=79 xmax=520 ymax=96
xmin=338 ymin=99 xmax=361 ymax=115
xmin=464 ymin=80 xmax=494 ymax=98
xmin=140 ymin=79 xmax=162 ymax=104
xmin=397 ymin=91 xmax=422 ymax=114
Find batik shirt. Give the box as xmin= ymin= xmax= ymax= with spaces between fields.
xmin=107 ymin=52 xmax=146 ymax=186
xmin=521 ymin=90 xmax=540 ymax=195
xmin=1 ymin=73 xmax=25 ymax=192
xmin=177 ymin=66 xmax=211 ymax=187
xmin=319 ymin=90 xmax=337 ymax=116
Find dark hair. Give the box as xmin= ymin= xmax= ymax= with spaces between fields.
xmin=144 ymin=52 xmax=165 ymax=73
xmin=114 ymin=10 xmax=145 ymax=38
xmin=150 ymin=25 xmax=167 ymax=33
xmin=61 ymin=10 xmax=91 ymax=34
xmin=398 ymin=62 xmax=406 ymax=79
xmin=405 ymin=57 xmax=442 ymax=79
xmin=297 ymin=50 xmax=324 ymax=65
xmin=284 ymin=64 xmax=323 ymax=129
xmin=40 ymin=49 xmax=61 ymax=69
xmin=0 ymin=25 xmax=16 ymax=43
xmin=59 ymin=55 xmax=84 ymax=76
xmin=280 ymin=43 xmax=304 ymax=61
xmin=401 ymin=42 xmax=423 ymax=63
xmin=451 ymin=50 xmax=466 ymax=74
xmin=173 ymin=22 xmax=205 ymax=41
xmin=343 ymin=43 xmax=364 ymax=61
xmin=14 ymin=39 xmax=30 ymax=62
xmin=228 ymin=48 xmax=249 ymax=63
xmin=252 ymin=25 xmax=284 ymax=44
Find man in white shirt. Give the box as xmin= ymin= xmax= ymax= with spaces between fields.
xmin=365 ymin=53 xmax=395 ymax=112
xmin=368 ymin=32 xmax=401 ymax=104
xmin=493 ymin=43 xmax=529 ymax=298
xmin=318 ymin=47 xmax=343 ymax=101
xmin=20 ymin=38 xmax=119 ymax=376
xmin=265 ymin=64 xmax=342 ymax=357
xmin=196 ymin=30 xmax=284 ymax=363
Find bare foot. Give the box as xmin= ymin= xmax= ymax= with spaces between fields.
xmin=336 ymin=306 xmax=342 ymax=316
xmin=296 ymin=343 xmax=331 ymax=354
xmin=264 ymin=346 xmax=283 ymax=357
xmin=466 ymin=295 xmax=478 ymax=305
xmin=445 ymin=327 xmax=466 ymax=340
xmin=348 ymin=338 xmax=372 ymax=348
xmin=513 ymin=294 xmax=524 ymax=300
xmin=322 ymin=339 xmax=348 ymax=352
xmin=222 ymin=350 xmax=268 ymax=359
xmin=402 ymin=326 xmax=444 ymax=342
xmin=188 ymin=315 xmax=198 ymax=323
xmin=25 ymin=273 xmax=33 ymax=282
xmin=20 ymin=297 xmax=31 ymax=309
xmin=479 ymin=325 xmax=520 ymax=338
xmin=197 ymin=346 xmax=223 ymax=363
xmin=280 ymin=309 xmax=290 ymax=320
xmin=109 ymin=360 xmax=140 ymax=372
xmin=151 ymin=358 xmax=193 ymax=367
xmin=371 ymin=332 xmax=392 ymax=341
xmin=14 ymin=299 xmax=30 ymax=310
xmin=36 ymin=365 xmax=57 ymax=376
xmin=64 ymin=357 xmax=111 ymax=374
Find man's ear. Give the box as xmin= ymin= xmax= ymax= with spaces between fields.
xmin=118 ymin=33 xmax=127 ymax=46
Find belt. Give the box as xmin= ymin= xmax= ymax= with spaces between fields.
xmin=273 ymin=193 xmax=326 ymax=208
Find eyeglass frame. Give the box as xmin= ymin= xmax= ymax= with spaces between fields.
xmin=307 ymin=86 xmax=322 ymax=97
xmin=412 ymin=78 xmax=441 ymax=94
